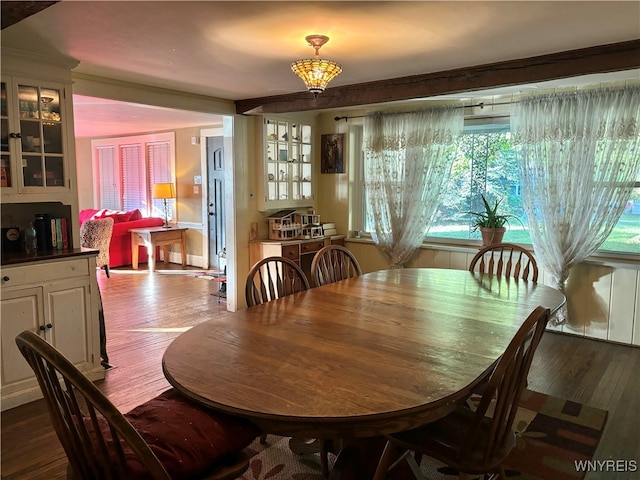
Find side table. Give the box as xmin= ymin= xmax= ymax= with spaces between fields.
xmin=129 ymin=226 xmax=188 ymax=272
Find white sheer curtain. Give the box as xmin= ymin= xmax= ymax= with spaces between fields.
xmin=512 ymin=85 xmax=640 ymax=323
xmin=363 ymin=107 xmax=463 ymax=267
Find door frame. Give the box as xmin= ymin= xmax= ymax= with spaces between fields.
xmin=199 ymin=126 xmax=223 ymax=270
xmin=200 ymin=120 xmax=236 ymax=310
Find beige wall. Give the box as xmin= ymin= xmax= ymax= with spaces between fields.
xmin=315 ymin=113 xmax=350 ymax=235
xmin=75 ymin=137 xmax=94 ymax=209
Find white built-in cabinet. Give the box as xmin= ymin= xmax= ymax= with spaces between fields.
xmin=1 ymin=49 xmax=103 ymax=411
xmin=257 ymin=115 xmax=315 ymax=211
xmin=1 ymin=253 xmax=104 ymax=410
xmin=1 ymin=47 xmax=80 ymax=249
xmin=1 ymin=75 xmax=72 ymax=196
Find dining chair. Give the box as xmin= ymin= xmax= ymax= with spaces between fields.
xmin=245 ymin=256 xmax=310 ymax=307
xmin=80 ymin=217 xmax=114 ymax=278
xmin=372 ymin=305 xmax=551 ymax=480
xmin=310 ymin=245 xmax=362 ymax=287
xmin=15 ymin=330 xmax=260 ymax=480
xmin=244 ymin=257 xmax=331 ymax=474
xmin=469 ymin=243 xmax=539 ymax=282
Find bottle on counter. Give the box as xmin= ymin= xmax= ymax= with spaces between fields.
xmin=34 ymin=213 xmax=52 ymax=251
xmin=25 ymin=223 xmax=37 ymax=255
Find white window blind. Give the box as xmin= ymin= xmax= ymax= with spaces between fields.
xmin=120 ymin=143 xmax=145 ymax=212
xmin=147 ymin=141 xmax=173 ymax=219
xmin=92 ymin=133 xmax=175 ymax=216
xmin=96 ymin=145 xmax=120 ymax=210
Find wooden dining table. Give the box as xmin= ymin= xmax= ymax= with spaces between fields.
xmin=162 ymin=268 xmax=565 ymax=478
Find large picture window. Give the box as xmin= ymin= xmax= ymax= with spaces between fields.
xmin=352 ymin=119 xmax=639 ymax=255
xmin=429 ymin=120 xmax=530 ymax=244
xmin=92 ymin=132 xmax=175 ymax=218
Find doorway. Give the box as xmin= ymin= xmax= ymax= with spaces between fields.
xmin=206 ymin=135 xmax=225 ymax=271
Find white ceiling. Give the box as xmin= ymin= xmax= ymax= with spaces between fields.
xmin=2 ymin=1 xmax=639 ymax=138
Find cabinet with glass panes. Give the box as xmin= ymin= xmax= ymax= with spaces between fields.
xmin=1 ymin=75 xmax=70 ymax=196
xmin=259 ymin=116 xmax=314 ymax=211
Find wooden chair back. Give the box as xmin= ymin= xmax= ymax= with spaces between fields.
xmin=80 ymin=217 xmax=114 ymax=277
xmin=463 ymin=305 xmax=550 ymax=464
xmin=16 ymin=330 xmax=254 ymax=480
xmin=310 ymin=245 xmax=362 ymax=287
xmin=245 ymin=256 xmax=310 ymax=307
xmin=469 ymin=243 xmax=538 ymax=282
xmin=15 ymin=330 xmax=172 ymax=480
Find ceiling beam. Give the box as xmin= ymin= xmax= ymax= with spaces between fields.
xmin=235 ymin=40 xmax=640 ymax=115
xmin=1 ymin=1 xmax=59 ymax=29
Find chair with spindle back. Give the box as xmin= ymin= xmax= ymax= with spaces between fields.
xmin=469 ymin=243 xmax=538 ymax=282
xmin=244 ymin=257 xmax=332 ymax=475
xmin=245 ymin=256 xmax=310 ymax=307
xmin=373 ymin=306 xmax=552 ymax=480
xmin=15 ymin=330 xmax=259 ymax=480
xmin=310 ymin=245 xmax=362 ymax=287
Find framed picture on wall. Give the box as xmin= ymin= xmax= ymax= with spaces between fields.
xmin=321 ymin=133 xmax=344 ymax=174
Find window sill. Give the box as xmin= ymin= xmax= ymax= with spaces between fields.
xmin=345 ymin=236 xmax=640 ymax=269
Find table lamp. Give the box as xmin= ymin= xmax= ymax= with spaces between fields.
xmin=152 ymin=182 xmax=175 ymax=228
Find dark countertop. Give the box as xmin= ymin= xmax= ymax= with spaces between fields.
xmin=1 ymin=248 xmax=98 ymax=266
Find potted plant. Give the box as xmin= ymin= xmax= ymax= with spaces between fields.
xmin=469 ymin=194 xmax=521 ymax=246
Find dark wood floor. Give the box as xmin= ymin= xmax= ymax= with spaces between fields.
xmin=1 ymin=265 xmax=639 ymax=480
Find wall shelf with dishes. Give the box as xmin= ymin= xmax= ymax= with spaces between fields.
xmin=258 ymin=115 xmax=315 ymax=211
xmin=1 ymin=76 xmax=70 ymax=197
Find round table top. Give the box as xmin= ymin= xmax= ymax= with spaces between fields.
xmin=162 ymin=268 xmax=565 ymax=438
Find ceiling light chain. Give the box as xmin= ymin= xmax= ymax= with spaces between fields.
xmin=291 ymin=34 xmax=342 ymax=97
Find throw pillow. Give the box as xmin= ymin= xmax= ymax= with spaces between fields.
xmin=128 ymin=209 xmax=143 ymax=221
xmin=90 ymin=209 xmax=112 ymax=220
xmin=113 ymin=212 xmax=132 ymax=223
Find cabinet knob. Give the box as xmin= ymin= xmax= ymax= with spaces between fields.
xmin=9 ymin=132 xmax=21 ymax=139
xmin=39 ymin=325 xmax=46 ymax=331
xmin=46 ymin=323 xmax=53 ymax=329
xmin=2 ymin=276 xmax=9 ymax=282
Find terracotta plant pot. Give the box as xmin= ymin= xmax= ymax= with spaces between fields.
xmin=480 ymin=227 xmax=506 ymax=246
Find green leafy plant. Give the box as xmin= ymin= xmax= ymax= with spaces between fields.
xmin=469 ymin=194 xmax=522 ymax=231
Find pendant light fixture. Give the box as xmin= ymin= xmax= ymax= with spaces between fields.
xmin=291 ymin=35 xmax=342 ymax=97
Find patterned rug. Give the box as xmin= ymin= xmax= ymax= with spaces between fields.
xmin=240 ymin=389 xmax=608 ymax=480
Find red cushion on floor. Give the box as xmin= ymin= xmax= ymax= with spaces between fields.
xmin=123 ymin=389 xmax=259 ymax=479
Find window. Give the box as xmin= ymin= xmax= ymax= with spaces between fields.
xmin=429 ymin=119 xmax=530 ymax=244
xmin=96 ymin=145 xmax=118 ymax=210
xmin=600 ymin=185 xmax=640 ymax=253
xmin=147 ymin=141 xmax=174 ymax=217
xmin=92 ymin=133 xmax=175 ymax=217
xmin=352 ymin=118 xmax=640 ymax=254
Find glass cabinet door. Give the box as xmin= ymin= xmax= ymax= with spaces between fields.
xmin=18 ymin=84 xmax=65 ymax=189
xmin=265 ymin=119 xmax=290 ymax=202
xmin=1 ymin=81 xmax=12 ymax=190
xmin=263 ymin=118 xmax=313 ymax=209
xmin=290 ymin=123 xmax=312 ymax=201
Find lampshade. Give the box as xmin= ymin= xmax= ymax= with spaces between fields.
xmin=291 ymin=35 xmax=342 ymax=97
xmin=152 ymin=183 xmax=175 ymax=200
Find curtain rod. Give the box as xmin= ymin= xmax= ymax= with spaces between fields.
xmin=334 ymin=100 xmax=516 ymax=121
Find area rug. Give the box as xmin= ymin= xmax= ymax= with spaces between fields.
xmin=240 ymin=389 xmax=608 ymax=480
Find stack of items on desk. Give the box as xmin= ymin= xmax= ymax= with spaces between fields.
xmin=322 ymin=222 xmax=337 ymax=236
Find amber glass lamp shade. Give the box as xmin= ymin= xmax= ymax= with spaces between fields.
xmin=291 ymin=35 xmax=342 ymax=96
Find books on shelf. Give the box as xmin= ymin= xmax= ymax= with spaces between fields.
xmin=50 ymin=217 xmax=70 ymax=250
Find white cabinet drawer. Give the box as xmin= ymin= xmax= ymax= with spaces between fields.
xmin=1 ymin=258 xmax=90 ymax=288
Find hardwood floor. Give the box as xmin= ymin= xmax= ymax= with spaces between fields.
xmin=1 ymin=265 xmax=638 ymax=479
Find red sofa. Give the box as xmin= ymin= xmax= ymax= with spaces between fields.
xmin=79 ymin=209 xmax=164 ymax=267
